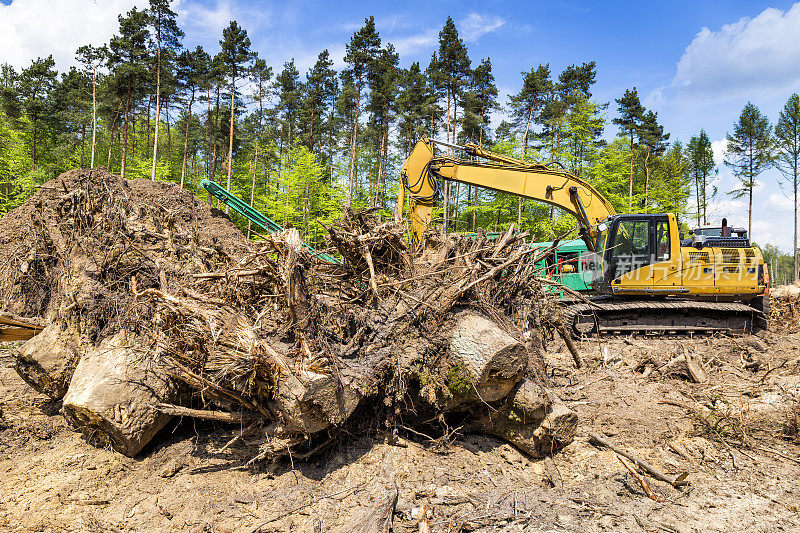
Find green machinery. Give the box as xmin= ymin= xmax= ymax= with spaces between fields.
xmin=201 ymin=179 xmax=341 ymax=265
xmin=532 ymin=238 xmax=593 ymax=294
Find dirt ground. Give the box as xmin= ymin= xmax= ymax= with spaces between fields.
xmin=2 ymin=326 xmax=800 ymax=532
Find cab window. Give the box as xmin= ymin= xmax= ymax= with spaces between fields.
xmin=611 ymin=220 xmax=649 ymax=257
xmin=656 ymin=220 xmax=670 ymax=261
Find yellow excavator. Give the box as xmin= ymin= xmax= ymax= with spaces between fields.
xmin=398 ymin=138 xmax=769 ymax=336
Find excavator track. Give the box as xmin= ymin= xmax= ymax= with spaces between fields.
xmin=558 ymin=296 xmax=766 ymax=337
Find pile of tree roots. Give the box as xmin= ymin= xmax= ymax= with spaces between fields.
xmin=1 ymin=168 xmax=578 ymax=459
xmin=770 ymin=282 xmax=800 ymax=333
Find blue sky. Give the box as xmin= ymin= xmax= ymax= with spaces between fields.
xmin=3 ymin=0 xmax=800 ymax=250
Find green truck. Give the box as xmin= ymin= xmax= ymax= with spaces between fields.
xmin=531 ymin=238 xmax=594 ymax=295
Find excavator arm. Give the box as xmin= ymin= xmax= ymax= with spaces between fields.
xmin=399 ymin=138 xmax=616 ymax=249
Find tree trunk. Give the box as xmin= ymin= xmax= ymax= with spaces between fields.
xmin=628 ymin=131 xmax=634 ymax=212
xmin=247 ymin=136 xmax=259 ymax=239
xmin=210 ymin=86 xmax=220 ymax=181
xmin=347 ymin=75 xmax=363 ymax=206
xmin=226 ymin=76 xmax=236 ymax=214
xmin=795 ymin=167 xmax=798 ymax=280
xmin=107 ymin=104 xmax=120 ymax=171
xmin=62 ymin=332 xmax=176 ymax=457
xmin=180 ymin=91 xmax=194 ymax=188
xmin=166 ymin=97 xmax=172 ymax=161
xmin=80 ymin=123 xmax=86 ymax=168
xmin=31 ymin=117 xmax=37 ymax=170
xmin=519 ymin=105 xmax=534 ymax=225
xmin=121 ymin=82 xmax=131 ymax=179
xmin=151 ymin=41 xmax=162 ymax=181
xmin=644 ymin=148 xmax=651 ymax=213
xmin=90 ymin=68 xmax=97 ymax=167
xmin=695 ymin=172 xmax=701 ymax=226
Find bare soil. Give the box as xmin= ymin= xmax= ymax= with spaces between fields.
xmin=3 ymin=326 xmax=799 ymax=532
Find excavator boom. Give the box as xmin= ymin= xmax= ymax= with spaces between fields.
xmin=400 ymin=139 xmax=615 ymax=249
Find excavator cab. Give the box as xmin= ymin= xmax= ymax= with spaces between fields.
xmin=592 ymin=214 xmax=677 ymax=294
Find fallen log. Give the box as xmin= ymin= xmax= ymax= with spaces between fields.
xmin=1 ymin=314 xmax=46 ymax=341
xmin=447 ymin=311 xmax=527 ymax=404
xmin=13 ymin=323 xmax=81 ymax=399
xmin=62 ymin=332 xmax=176 ymax=457
xmin=472 ymin=380 xmax=578 ymax=457
xmin=274 ymin=362 xmax=365 ymax=434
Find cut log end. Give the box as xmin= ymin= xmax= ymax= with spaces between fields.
xmin=61 ymin=332 xmax=175 ymax=457
xmin=448 ymin=312 xmax=528 ymax=404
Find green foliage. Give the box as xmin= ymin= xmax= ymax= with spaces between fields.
xmin=725 ymin=102 xmax=774 ymax=238
xmin=687 ymin=130 xmax=716 ymax=225
xmin=0 ymin=5 xmax=790 ymax=259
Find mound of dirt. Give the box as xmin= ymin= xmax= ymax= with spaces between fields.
xmin=1 ymin=168 xmax=576 ymax=462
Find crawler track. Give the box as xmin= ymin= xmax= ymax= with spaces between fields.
xmin=559 ymin=296 xmax=766 ymax=337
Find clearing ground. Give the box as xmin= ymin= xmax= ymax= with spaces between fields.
xmin=2 ymin=327 xmax=799 ymax=532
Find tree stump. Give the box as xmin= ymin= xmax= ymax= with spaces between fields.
xmin=62 ymin=332 xmax=175 ymax=457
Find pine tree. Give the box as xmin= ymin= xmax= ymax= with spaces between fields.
xmin=397 ymin=62 xmax=438 ymax=154
xmin=431 ymin=16 xmax=471 ymax=230
xmin=725 ymin=102 xmax=774 ymax=239
xmin=108 ymin=8 xmax=150 ymax=178
xmin=18 ymin=56 xmax=58 ymax=169
xmin=276 ymin=60 xmax=301 ymax=159
xmin=76 ymin=45 xmax=108 ymax=168
xmin=638 ymin=110 xmax=669 ymax=212
xmin=219 ymin=20 xmax=255 ymax=211
xmin=687 ymin=130 xmax=715 ymax=225
xmin=343 ymin=16 xmax=380 ymax=206
xmin=176 ymin=46 xmax=210 ymax=187
xmin=459 ymin=57 xmax=497 ymax=146
xmin=301 ymin=50 xmax=336 ymax=156
xmin=508 ymin=64 xmax=552 ymax=224
xmin=613 ymin=88 xmax=645 ymax=210
xmin=147 ymin=0 xmax=183 ymax=180
xmin=53 ymin=67 xmax=92 ymax=167
xmin=367 ymin=44 xmax=399 ymax=208
xmin=775 ymin=93 xmax=800 ymax=279
xmin=247 ymin=57 xmax=272 ymax=238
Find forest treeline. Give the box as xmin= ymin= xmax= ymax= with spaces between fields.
xmin=1 ymin=1 xmax=799 ymax=282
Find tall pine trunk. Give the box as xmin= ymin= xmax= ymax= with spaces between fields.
xmin=90 ymin=67 xmax=97 ymax=167
xmin=226 ymin=75 xmax=236 ymax=214
xmin=180 ymin=91 xmax=194 ymax=188
xmin=247 ymin=136 xmax=259 ymax=239
xmin=347 ymin=75 xmax=363 ymax=206
xmin=80 ymin=123 xmax=86 ymax=168
xmin=519 ymin=105 xmax=534 ymax=225
xmin=121 ymin=81 xmax=131 ymax=179
xmin=151 ymin=40 xmax=162 ymax=181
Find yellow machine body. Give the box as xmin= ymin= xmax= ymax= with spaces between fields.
xmin=399 ymin=138 xmax=767 ymax=303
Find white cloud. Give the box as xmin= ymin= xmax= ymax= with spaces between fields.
xmin=711 ymin=139 xmax=727 ymax=166
xmin=458 ymin=13 xmax=505 ymax=42
xmin=643 ymin=87 xmax=665 ymax=110
xmin=392 ymin=28 xmax=438 ymax=57
xmin=768 ymin=192 xmax=795 ymax=212
xmin=706 ymin=198 xmax=746 ymax=223
xmin=671 ymin=3 xmax=800 ymax=102
xmin=0 ymin=0 xmax=142 ymax=70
